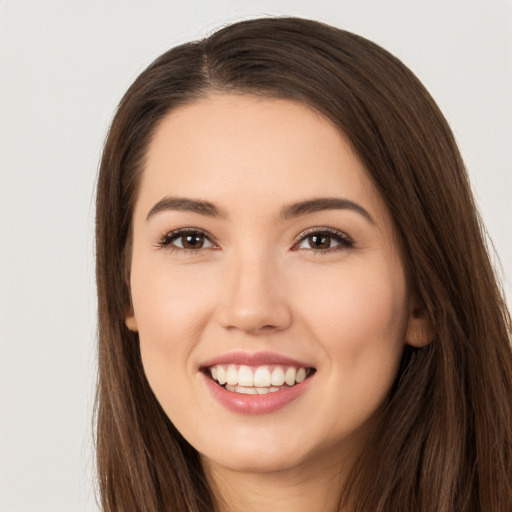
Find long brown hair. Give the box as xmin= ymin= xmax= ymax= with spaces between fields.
xmin=95 ymin=16 xmax=512 ymax=511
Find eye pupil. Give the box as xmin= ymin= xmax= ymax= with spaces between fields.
xmin=182 ymin=234 xmax=204 ymax=249
xmin=309 ymin=234 xmax=330 ymax=249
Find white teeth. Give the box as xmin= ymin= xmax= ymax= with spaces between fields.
xmin=226 ymin=365 xmax=238 ymax=385
xmin=238 ymin=365 xmax=254 ymax=387
xmin=208 ymin=363 xmax=312 ymax=392
xmin=217 ymin=366 xmax=227 ymax=385
xmin=234 ymin=385 xmax=257 ymax=395
xmin=285 ymin=367 xmax=296 ymax=386
xmin=253 ymin=366 xmax=271 ymax=387
xmin=271 ymin=366 xmax=285 ymax=386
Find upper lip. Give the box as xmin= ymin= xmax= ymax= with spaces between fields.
xmin=200 ymin=351 xmax=315 ymax=369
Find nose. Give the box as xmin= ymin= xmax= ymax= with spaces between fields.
xmin=215 ymin=253 xmax=292 ymax=335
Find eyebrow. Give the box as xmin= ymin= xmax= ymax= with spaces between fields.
xmin=146 ymin=197 xmax=228 ymax=220
xmin=146 ymin=196 xmax=375 ymax=225
xmin=278 ymin=197 xmax=375 ymax=225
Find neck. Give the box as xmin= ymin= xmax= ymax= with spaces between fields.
xmin=202 ymin=449 xmax=354 ymax=512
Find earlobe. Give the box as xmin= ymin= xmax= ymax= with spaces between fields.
xmin=405 ymin=296 xmax=433 ymax=348
xmin=124 ymin=306 xmax=139 ymax=332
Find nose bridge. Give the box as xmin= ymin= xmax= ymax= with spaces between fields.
xmin=217 ymin=245 xmax=292 ymax=334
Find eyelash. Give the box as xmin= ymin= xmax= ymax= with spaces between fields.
xmin=292 ymin=227 xmax=355 ymax=254
xmin=157 ymin=227 xmax=355 ymax=255
xmin=157 ymin=228 xmax=218 ymax=254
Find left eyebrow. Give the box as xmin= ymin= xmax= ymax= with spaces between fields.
xmin=278 ymin=197 xmax=375 ymax=225
xmin=146 ymin=196 xmax=228 ymax=221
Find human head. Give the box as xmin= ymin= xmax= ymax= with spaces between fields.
xmin=95 ymin=16 xmax=511 ymax=511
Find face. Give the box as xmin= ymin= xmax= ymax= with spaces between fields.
xmin=126 ymin=93 xmax=426 ymax=478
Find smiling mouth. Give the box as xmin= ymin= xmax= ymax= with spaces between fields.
xmin=203 ymin=364 xmax=316 ymax=395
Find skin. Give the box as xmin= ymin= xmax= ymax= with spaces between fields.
xmin=126 ymin=93 xmax=430 ymax=511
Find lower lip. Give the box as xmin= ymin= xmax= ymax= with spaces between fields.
xmin=201 ymin=372 xmax=314 ymax=415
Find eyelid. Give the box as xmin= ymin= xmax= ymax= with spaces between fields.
xmin=291 ymin=226 xmax=354 ymax=251
xmin=157 ymin=227 xmax=218 ymax=251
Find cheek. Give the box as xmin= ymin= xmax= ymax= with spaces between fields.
xmin=130 ymin=261 xmax=216 ymax=397
xmin=133 ymin=259 xmax=213 ymax=337
xmin=293 ymin=260 xmax=408 ymax=379
xmin=290 ymin=260 xmax=408 ymax=443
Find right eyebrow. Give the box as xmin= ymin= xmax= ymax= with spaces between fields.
xmin=146 ymin=196 xmax=228 ymax=221
xmin=278 ymin=197 xmax=375 ymax=225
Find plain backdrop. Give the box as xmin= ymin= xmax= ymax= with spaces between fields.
xmin=0 ymin=1 xmax=510 ymax=510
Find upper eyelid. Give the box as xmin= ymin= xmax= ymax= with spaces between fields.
xmin=161 ymin=225 xmax=349 ymax=238
xmin=297 ymin=226 xmax=348 ymax=236
xmin=162 ymin=227 xmax=212 ymax=238
xmin=294 ymin=226 xmax=352 ymax=243
xmin=159 ymin=227 xmax=217 ymax=246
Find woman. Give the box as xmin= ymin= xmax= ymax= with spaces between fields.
xmin=94 ymin=16 xmax=512 ymax=512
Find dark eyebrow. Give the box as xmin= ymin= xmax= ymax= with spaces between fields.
xmin=146 ymin=196 xmax=374 ymax=225
xmin=279 ymin=197 xmax=375 ymax=224
xmin=146 ymin=197 xmax=228 ymax=220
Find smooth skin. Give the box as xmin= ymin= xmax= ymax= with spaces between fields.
xmin=125 ymin=93 xmax=430 ymax=512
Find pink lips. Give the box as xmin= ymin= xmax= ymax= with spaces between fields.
xmin=200 ymin=351 xmax=315 ymax=415
xmin=200 ymin=351 xmax=312 ymax=368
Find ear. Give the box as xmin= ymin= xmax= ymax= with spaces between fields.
xmin=405 ymin=294 xmax=433 ymax=348
xmin=124 ymin=305 xmax=139 ymax=332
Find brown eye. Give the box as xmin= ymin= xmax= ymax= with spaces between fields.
xmin=307 ymin=234 xmax=331 ymax=250
xmin=181 ymin=233 xmax=205 ymax=249
xmin=295 ymin=229 xmax=354 ymax=252
xmin=160 ymin=230 xmax=215 ymax=251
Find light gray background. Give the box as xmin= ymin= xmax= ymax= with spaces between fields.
xmin=1 ymin=1 xmax=510 ymax=511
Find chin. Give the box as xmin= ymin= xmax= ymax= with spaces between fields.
xmin=201 ymin=446 xmax=307 ymax=475
xmin=196 ymin=425 xmax=327 ymax=476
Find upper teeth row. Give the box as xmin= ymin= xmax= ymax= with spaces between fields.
xmin=209 ymin=364 xmax=308 ymax=387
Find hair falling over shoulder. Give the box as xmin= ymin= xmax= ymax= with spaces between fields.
xmin=94 ymin=16 xmax=512 ymax=512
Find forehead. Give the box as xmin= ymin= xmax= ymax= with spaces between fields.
xmin=137 ymin=93 xmax=385 ymax=221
